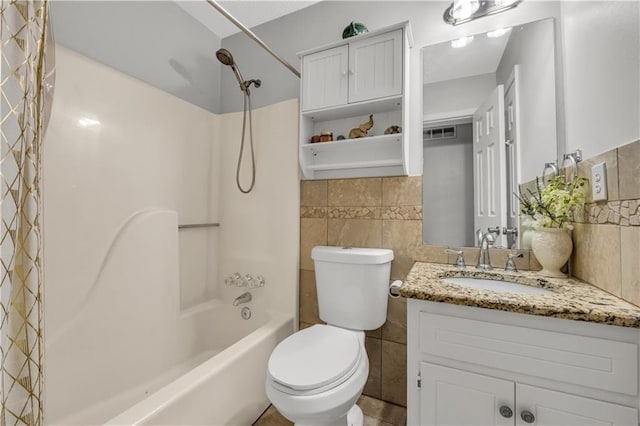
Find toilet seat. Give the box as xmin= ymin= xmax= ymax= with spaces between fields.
xmin=268 ymin=325 xmax=362 ymax=395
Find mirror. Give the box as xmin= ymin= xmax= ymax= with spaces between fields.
xmin=422 ymin=18 xmax=558 ymax=249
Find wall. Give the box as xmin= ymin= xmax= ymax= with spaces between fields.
xmin=423 ymin=123 xmax=474 ymax=247
xmin=422 ymin=73 xmax=496 ymax=121
xmin=50 ymin=1 xmax=222 ymax=113
xmin=217 ymin=99 xmax=300 ymax=316
xmin=43 ymin=46 xmax=220 ymax=421
xmin=570 ymin=139 xmax=640 ymax=306
xmin=496 ymin=18 xmax=557 ymax=182
xmin=299 ymin=177 xmax=532 ymax=406
xmin=561 ymin=1 xmax=640 ymax=158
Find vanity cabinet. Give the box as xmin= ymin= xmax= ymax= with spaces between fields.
xmin=298 ymin=22 xmax=416 ymax=179
xmin=408 ymin=300 xmax=640 ymax=426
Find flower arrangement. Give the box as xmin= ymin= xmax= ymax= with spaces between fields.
xmin=516 ymin=175 xmax=588 ymax=229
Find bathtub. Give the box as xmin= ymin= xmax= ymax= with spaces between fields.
xmin=53 ymin=300 xmax=293 ymax=425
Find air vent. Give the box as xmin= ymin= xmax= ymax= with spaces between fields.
xmin=423 ymin=125 xmax=456 ymax=140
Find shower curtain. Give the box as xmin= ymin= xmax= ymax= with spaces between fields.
xmin=0 ymin=1 xmax=53 ymax=424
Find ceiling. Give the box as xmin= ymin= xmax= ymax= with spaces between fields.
xmin=176 ymin=0 xmax=321 ymax=39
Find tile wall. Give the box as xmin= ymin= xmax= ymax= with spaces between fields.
xmin=299 ymin=176 xmax=530 ymax=407
xmin=299 ymin=139 xmax=640 ymax=406
xmin=570 ymin=139 xmax=640 ymax=305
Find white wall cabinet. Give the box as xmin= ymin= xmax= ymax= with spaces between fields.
xmin=298 ymin=22 xmax=415 ymax=179
xmin=408 ymin=299 xmax=640 ymax=426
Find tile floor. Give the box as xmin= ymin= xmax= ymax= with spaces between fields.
xmin=253 ymin=395 xmax=407 ymax=426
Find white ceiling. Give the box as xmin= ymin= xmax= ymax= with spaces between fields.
xmin=176 ymin=0 xmax=321 ymax=39
xmin=423 ymin=31 xmax=511 ymax=84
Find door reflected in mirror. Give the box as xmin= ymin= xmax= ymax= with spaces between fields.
xmin=422 ymin=18 xmax=558 ymax=249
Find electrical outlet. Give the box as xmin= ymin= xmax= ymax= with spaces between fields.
xmin=591 ymin=162 xmax=608 ymax=202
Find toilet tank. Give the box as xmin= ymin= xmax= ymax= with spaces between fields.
xmin=311 ymin=246 xmax=394 ymax=330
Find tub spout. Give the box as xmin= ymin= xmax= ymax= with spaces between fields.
xmin=233 ymin=292 xmax=252 ymax=306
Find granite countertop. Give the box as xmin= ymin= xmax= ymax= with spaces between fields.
xmin=401 ymin=262 xmax=640 ymax=328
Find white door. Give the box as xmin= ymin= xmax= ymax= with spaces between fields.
xmin=516 ymin=384 xmax=638 ymax=426
xmin=348 ymin=29 xmax=403 ymax=103
xmin=301 ymin=45 xmax=348 ymax=111
xmin=504 ymin=67 xmax=520 ymax=249
xmin=473 ymin=85 xmax=507 ymax=247
xmin=421 ymin=363 xmax=515 ymax=426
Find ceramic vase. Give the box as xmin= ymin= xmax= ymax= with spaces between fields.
xmin=531 ymin=227 xmax=573 ymax=278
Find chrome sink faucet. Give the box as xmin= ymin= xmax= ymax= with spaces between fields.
xmin=233 ymin=292 xmax=252 ymax=306
xmin=476 ymin=230 xmax=496 ymax=270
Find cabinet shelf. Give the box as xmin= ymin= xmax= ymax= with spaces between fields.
xmin=301 ymin=95 xmax=402 ymax=122
xmin=301 ymin=133 xmax=402 ymax=152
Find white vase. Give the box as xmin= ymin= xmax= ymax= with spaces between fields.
xmin=531 ymin=227 xmax=573 ymax=278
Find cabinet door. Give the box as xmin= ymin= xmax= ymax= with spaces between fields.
xmin=301 ymin=45 xmax=348 ymax=111
xmin=421 ymin=363 xmax=515 ymax=426
xmin=516 ymin=384 xmax=638 ymax=426
xmin=348 ymin=29 xmax=403 ymax=103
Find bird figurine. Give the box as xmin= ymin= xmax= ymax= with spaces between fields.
xmin=349 ymin=114 xmax=374 ymax=139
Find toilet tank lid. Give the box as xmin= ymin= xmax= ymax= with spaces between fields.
xmin=311 ymin=246 xmax=394 ymax=264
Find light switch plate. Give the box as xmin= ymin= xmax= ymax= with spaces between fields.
xmin=591 ymin=162 xmax=608 ymax=201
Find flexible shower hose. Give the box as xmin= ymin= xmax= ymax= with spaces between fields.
xmin=236 ymin=91 xmax=256 ymax=193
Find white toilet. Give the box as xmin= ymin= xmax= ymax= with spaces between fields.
xmin=266 ymin=246 xmax=394 ymax=426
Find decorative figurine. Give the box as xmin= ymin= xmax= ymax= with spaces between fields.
xmin=342 ymin=22 xmax=369 ymax=39
xmin=348 ymin=114 xmax=374 ymax=139
xmin=384 ymin=125 xmax=402 ymax=134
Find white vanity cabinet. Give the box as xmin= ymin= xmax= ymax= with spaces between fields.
xmin=298 ymin=22 xmax=416 ymax=179
xmin=408 ymin=299 xmax=640 ymax=426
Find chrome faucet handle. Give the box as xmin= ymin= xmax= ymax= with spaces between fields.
xmin=487 ymin=226 xmax=501 ymax=235
xmin=505 ymin=252 xmax=524 ymax=272
xmin=445 ymin=249 xmax=466 ymax=269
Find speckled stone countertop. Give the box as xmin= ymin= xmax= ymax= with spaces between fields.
xmin=401 ymin=262 xmax=640 ymax=328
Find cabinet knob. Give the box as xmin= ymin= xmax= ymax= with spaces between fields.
xmin=521 ymin=410 xmax=535 ymax=424
xmin=499 ymin=406 xmax=513 ymax=418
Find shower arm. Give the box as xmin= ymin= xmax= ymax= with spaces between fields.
xmin=206 ymin=0 xmax=301 ymax=78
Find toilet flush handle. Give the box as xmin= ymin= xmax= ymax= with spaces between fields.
xmin=388 ymin=280 xmax=403 ymax=298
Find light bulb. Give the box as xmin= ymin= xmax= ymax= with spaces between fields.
xmin=451 ymin=0 xmax=480 ymax=20
xmin=451 ymin=35 xmax=475 ymax=48
xmin=487 ymin=27 xmax=511 ymax=38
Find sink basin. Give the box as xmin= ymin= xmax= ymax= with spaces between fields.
xmin=443 ymin=277 xmax=554 ymax=296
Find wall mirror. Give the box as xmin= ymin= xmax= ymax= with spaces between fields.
xmin=421 ymin=17 xmax=559 ymax=249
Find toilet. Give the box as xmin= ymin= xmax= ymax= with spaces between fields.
xmin=266 ymin=246 xmax=394 ymax=426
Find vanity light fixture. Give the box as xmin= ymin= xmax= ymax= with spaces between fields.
xmin=486 ymin=27 xmax=511 ymax=38
xmin=450 ymin=0 xmax=480 ymax=20
xmin=444 ymin=0 xmax=523 ymax=25
xmin=451 ymin=35 xmax=475 ymax=48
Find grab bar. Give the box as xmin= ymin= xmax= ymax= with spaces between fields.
xmin=178 ymin=222 xmax=220 ymax=230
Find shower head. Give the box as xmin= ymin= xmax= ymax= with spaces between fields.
xmin=216 ymin=48 xmax=235 ymax=66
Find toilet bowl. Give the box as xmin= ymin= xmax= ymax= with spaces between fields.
xmin=266 ymin=325 xmax=368 ymax=425
xmin=265 ymin=246 xmax=394 ymax=426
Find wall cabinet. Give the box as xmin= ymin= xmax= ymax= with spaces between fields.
xmin=298 ymin=22 xmax=416 ymax=179
xmin=408 ymin=300 xmax=640 ymax=426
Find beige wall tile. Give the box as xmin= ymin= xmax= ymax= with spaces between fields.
xmin=382 ymin=296 xmax=406 ymax=345
xmin=301 ymin=180 xmax=327 ymax=206
xmin=571 ymin=223 xmax=622 ymax=297
xmin=299 ymin=321 xmax=313 ymax=330
xmin=358 ymin=395 xmax=407 ymax=425
xmin=382 ymin=176 xmax=422 ymax=206
xmin=413 ymin=244 xmax=449 ymax=265
xmin=381 ymin=340 xmax=407 ymax=407
xmin=382 ymin=220 xmax=423 ymax=280
xmin=366 ymin=327 xmax=382 ymax=339
xmin=328 ymin=178 xmax=382 ymax=207
xmin=621 ymin=227 xmax=640 ymax=306
xmin=363 ymin=337 xmax=382 ymax=399
xmin=300 ymin=218 xmax=327 ymax=271
xmin=328 ymin=219 xmax=382 ymax=248
xmin=577 ymin=148 xmax=619 ymax=202
xmin=299 ymin=269 xmax=322 ymax=325
xmin=618 ymin=140 xmax=640 ymax=200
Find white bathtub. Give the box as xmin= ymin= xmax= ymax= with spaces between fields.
xmin=52 ymin=300 xmax=293 ymax=425
xmin=105 ymin=302 xmax=293 ymax=425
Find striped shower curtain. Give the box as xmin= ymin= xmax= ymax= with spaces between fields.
xmin=0 ymin=1 xmax=53 ymax=424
